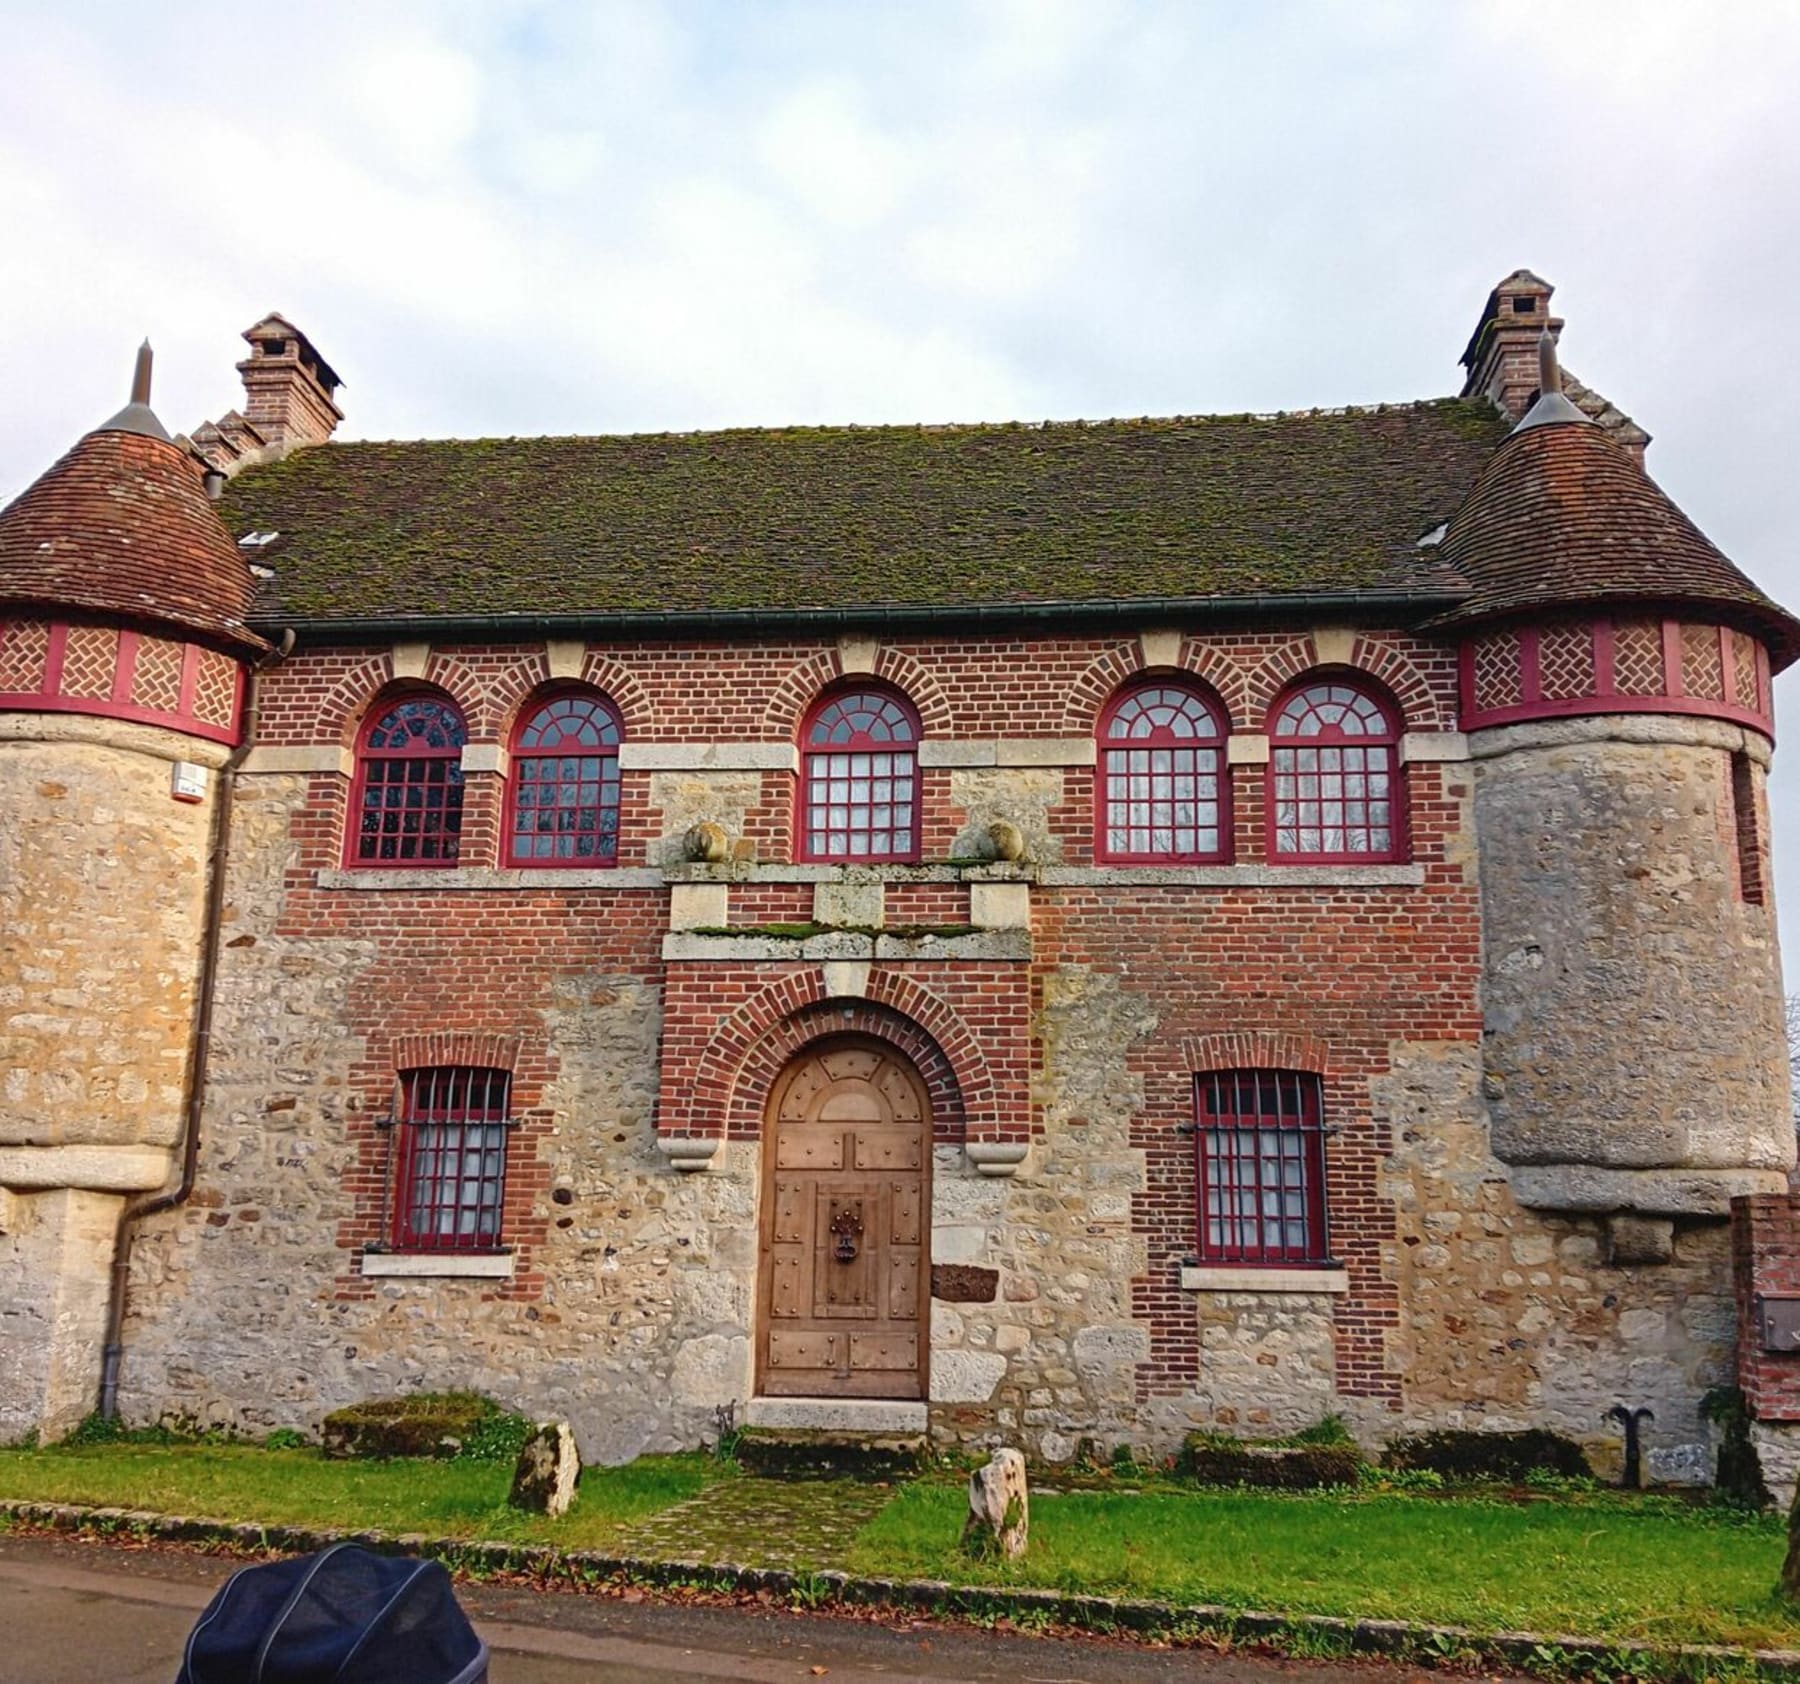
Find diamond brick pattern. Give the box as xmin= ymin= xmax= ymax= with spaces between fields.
xmin=1612 ymin=620 xmax=1664 ymax=695
xmin=1681 ymin=623 xmax=1724 ymax=700
xmin=1733 ymin=631 xmax=1761 ymax=711
xmin=58 ymin=624 xmax=118 ymax=698
xmin=1537 ymin=622 xmax=1595 ymax=701
xmin=1472 ymin=630 xmax=1521 ymax=709
xmin=131 ymin=635 xmax=186 ymax=714
xmin=0 ymin=618 xmax=49 ymax=692
xmin=193 ymin=648 xmax=238 ymax=727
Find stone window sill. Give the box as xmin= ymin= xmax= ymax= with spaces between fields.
xmin=361 ymin=1251 xmax=515 ymax=1279
xmin=317 ymin=867 xmax=664 ymax=891
xmin=1179 ymin=1264 xmax=1348 ymax=1294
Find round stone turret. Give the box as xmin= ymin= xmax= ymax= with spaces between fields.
xmin=1443 ymin=338 xmax=1800 ymax=1224
xmin=0 ymin=348 xmax=261 ymax=1440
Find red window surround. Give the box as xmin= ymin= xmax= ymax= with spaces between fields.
xmin=1096 ymin=682 xmax=1229 ymax=862
xmin=1267 ymin=680 xmax=1405 ymax=863
xmin=347 ymin=695 xmax=467 ymax=867
xmin=505 ymin=691 xmax=622 ymax=866
xmin=1195 ymin=1069 xmax=1329 ymax=1265
xmin=392 ymin=1066 xmax=512 ymax=1251
xmin=799 ymin=688 xmax=921 ymax=863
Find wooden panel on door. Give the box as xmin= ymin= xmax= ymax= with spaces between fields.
xmin=776 ymin=1128 xmax=846 ymax=1170
xmin=768 ymin=1330 xmax=843 ymax=1373
xmin=887 ymin=1250 xmax=920 ymax=1319
xmin=850 ymin=1332 xmax=918 ymax=1371
xmin=769 ymin=1254 xmax=804 ymax=1319
xmin=812 ymin=1188 xmax=876 ymax=1318
xmin=854 ymin=1128 xmax=923 ymax=1172
xmin=771 ymin=1180 xmax=807 ymax=1245
xmin=889 ymin=1180 xmax=921 ymax=1246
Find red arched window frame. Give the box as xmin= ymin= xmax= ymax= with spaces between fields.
xmin=504 ymin=690 xmax=623 ymax=867
xmin=1096 ymin=680 xmax=1230 ymax=863
xmin=347 ymin=693 xmax=468 ymax=867
xmin=798 ymin=687 xmax=921 ymax=863
xmin=1266 ymin=678 xmax=1405 ymax=863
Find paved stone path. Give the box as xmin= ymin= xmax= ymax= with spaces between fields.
xmin=616 ymin=1474 xmax=897 ymax=1568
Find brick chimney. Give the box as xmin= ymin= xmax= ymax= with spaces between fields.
xmin=235 ymin=314 xmax=344 ymax=455
xmin=1459 ymin=270 xmax=1562 ymax=421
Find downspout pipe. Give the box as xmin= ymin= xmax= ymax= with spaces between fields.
xmin=97 ymin=629 xmax=293 ymax=1422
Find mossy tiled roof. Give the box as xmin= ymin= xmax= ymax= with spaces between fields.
xmin=220 ymin=401 xmax=1511 ymax=626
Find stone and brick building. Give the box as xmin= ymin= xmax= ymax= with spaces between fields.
xmin=5 ymin=270 xmax=1800 ymax=1485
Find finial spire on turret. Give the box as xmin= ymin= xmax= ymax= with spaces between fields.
xmin=1537 ymin=329 xmax=1561 ymax=397
xmin=95 ymin=337 xmax=173 ymax=443
xmin=1512 ymin=327 xmax=1592 ymax=434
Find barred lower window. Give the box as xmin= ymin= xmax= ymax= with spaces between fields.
xmin=394 ymin=1067 xmax=512 ymax=1251
xmin=1268 ymin=681 xmax=1402 ymax=861
xmin=507 ymin=692 xmax=622 ymax=865
xmin=350 ymin=696 xmax=467 ymax=865
xmin=801 ymin=689 xmax=920 ymax=862
xmin=1195 ymin=1069 xmax=1328 ymax=1265
xmin=1098 ymin=683 xmax=1227 ymax=861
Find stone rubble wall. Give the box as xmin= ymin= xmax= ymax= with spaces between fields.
xmin=1473 ymin=716 xmax=1791 ymax=1212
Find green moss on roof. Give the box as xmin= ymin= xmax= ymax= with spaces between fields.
xmin=221 ymin=401 xmax=1509 ymax=624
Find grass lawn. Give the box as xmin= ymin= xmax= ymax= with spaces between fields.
xmin=4 ymin=1446 xmax=1798 ymax=1651
xmin=0 ymin=1443 xmax=718 ymax=1551
xmin=849 ymin=1485 xmax=1800 ymax=1651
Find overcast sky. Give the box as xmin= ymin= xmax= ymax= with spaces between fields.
xmin=4 ymin=2 xmax=1800 ymax=949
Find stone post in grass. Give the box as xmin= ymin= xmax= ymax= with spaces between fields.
xmin=963 ymin=1447 xmax=1028 ymax=1560
xmin=508 ymin=1421 xmax=580 ymax=1518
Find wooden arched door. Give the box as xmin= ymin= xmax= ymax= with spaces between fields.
xmin=757 ymin=1038 xmax=930 ymax=1399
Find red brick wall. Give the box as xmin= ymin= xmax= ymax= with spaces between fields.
xmin=1733 ymin=1194 xmax=1800 ymax=1420
xmin=250 ymin=624 xmax=1477 ymax=1399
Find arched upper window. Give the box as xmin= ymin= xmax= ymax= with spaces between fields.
xmin=506 ymin=691 xmax=623 ymax=867
xmin=1097 ymin=681 xmax=1229 ymax=863
xmin=800 ymin=688 xmax=920 ymax=863
xmin=348 ymin=694 xmax=467 ymax=866
xmin=1267 ymin=679 xmax=1404 ymax=862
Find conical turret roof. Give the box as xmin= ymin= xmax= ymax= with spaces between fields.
xmin=0 ymin=351 xmax=267 ymax=653
xmin=1435 ymin=407 xmax=1800 ymax=668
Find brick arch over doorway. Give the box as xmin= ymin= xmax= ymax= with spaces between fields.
xmin=658 ymin=970 xmax=993 ymax=1145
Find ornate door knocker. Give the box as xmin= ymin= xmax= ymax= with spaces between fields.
xmin=830 ymin=1209 xmax=864 ymax=1263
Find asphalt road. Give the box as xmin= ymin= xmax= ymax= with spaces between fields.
xmin=0 ymin=1533 xmax=1481 ymax=1683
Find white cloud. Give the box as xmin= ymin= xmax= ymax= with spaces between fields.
xmin=2 ymin=1 xmax=1799 ymax=941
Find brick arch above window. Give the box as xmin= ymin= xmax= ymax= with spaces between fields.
xmin=1059 ymin=642 xmax=1252 ymax=734
xmin=1181 ymin=1029 xmax=1331 ymax=1077
xmin=318 ymin=653 xmax=401 ymax=750
xmin=1240 ymin=637 xmax=1324 ymax=725
xmin=1058 ymin=642 xmax=1144 ymax=735
xmin=761 ymin=647 xmax=953 ymax=739
xmin=421 ymin=653 xmax=486 ymax=728
xmin=1341 ymin=636 xmax=1439 ymax=729
xmin=389 ymin=1031 xmax=523 ymax=1076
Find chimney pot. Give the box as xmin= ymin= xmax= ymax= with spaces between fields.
xmin=1460 ymin=269 xmax=1563 ymax=421
xmin=233 ymin=314 xmax=343 ymax=458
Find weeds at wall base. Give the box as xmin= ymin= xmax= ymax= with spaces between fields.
xmin=4 ymin=1498 xmax=1797 ymax=1683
